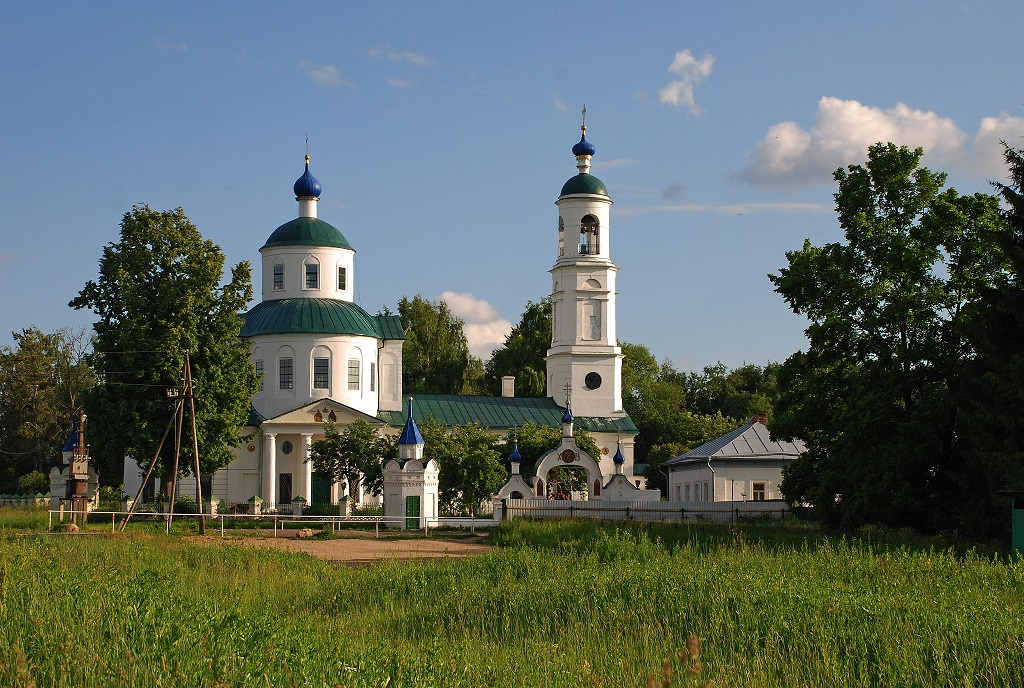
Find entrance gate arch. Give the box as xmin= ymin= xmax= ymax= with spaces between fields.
xmin=534 ymin=445 xmax=603 ymax=500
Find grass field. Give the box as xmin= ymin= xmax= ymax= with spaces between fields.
xmin=1 ymin=509 xmax=1021 ymax=687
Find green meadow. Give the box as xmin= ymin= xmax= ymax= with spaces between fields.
xmin=1 ymin=511 xmax=1021 ymax=687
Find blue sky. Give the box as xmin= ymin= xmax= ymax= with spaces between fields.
xmin=2 ymin=1 xmax=1021 ymax=371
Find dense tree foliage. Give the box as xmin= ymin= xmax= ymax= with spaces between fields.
xmin=398 ymin=295 xmax=485 ymax=395
xmin=0 ymin=327 xmax=95 ymax=491
xmin=955 ymin=145 xmax=1024 ymax=534
xmin=309 ymin=419 xmax=393 ymax=502
xmin=418 ymin=419 xmax=505 ymax=516
xmin=70 ymin=205 xmax=259 ymax=484
xmin=484 ymin=298 xmax=551 ymax=397
xmin=620 ymin=341 xmax=779 ymax=493
xmin=770 ymin=143 xmax=1014 ymax=535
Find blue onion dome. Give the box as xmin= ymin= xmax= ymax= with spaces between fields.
xmin=293 ymin=154 xmax=322 ymax=198
xmin=398 ymin=398 xmax=424 ymax=446
xmin=562 ymin=404 xmax=574 ymax=424
xmin=613 ymin=443 xmax=625 ymax=465
xmin=509 ymin=442 xmax=522 ymax=463
xmin=572 ymin=126 xmax=596 ymax=157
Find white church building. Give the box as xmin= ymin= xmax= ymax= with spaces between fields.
xmin=133 ymin=123 xmax=644 ymax=510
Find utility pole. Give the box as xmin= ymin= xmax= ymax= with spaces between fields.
xmin=119 ymin=351 xmax=206 ymax=535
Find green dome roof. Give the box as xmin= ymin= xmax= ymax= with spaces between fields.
xmin=261 ymin=217 xmax=352 ymax=250
xmin=560 ymin=173 xmax=608 ymax=197
xmin=242 ymin=298 xmax=382 ymax=338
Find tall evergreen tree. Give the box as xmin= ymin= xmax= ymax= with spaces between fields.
xmin=70 ymin=205 xmax=259 ymax=484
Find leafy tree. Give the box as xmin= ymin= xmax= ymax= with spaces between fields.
xmin=419 ymin=419 xmax=504 ymax=516
xmin=485 ymin=298 xmax=551 ymax=397
xmin=309 ymin=419 xmax=392 ymax=501
xmin=0 ymin=327 xmax=95 ymax=490
xmin=398 ymin=295 xmax=484 ymax=394
xmin=770 ymin=143 xmax=1008 ymax=533
xmin=70 ymin=205 xmax=259 ymax=484
xmin=955 ymin=144 xmax=1024 ymax=535
xmin=684 ymin=362 xmax=780 ymax=421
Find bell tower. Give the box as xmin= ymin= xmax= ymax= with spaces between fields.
xmin=546 ymin=111 xmax=623 ymax=417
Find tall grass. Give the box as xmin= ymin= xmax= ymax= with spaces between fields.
xmin=0 ymin=521 xmax=1021 ymax=687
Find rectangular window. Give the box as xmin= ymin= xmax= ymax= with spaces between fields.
xmin=703 ymin=481 xmax=710 ymax=502
xmin=305 ymin=264 xmax=318 ymax=289
xmin=752 ymin=482 xmax=766 ymax=502
xmin=313 ymin=357 xmax=329 ymax=389
xmin=337 ymin=266 xmax=347 ymax=291
xmin=347 ymin=359 xmax=360 ymax=390
xmin=255 ymin=360 xmax=264 ymax=391
xmin=273 ymin=264 xmax=284 ymax=290
xmin=369 ymin=362 xmax=376 ymax=392
xmin=685 ymin=483 xmax=690 ymax=501
xmin=279 ymin=358 xmax=293 ymax=390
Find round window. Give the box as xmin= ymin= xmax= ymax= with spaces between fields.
xmin=281 ymin=440 xmax=293 ymax=455
xmin=585 ymin=372 xmax=602 ymax=390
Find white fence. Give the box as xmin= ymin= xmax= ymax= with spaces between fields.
xmin=503 ymin=498 xmax=789 ymax=523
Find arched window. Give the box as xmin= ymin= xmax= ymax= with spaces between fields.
xmin=278 ymin=345 xmax=295 ymax=391
xmin=272 ymin=262 xmax=285 ymax=290
xmin=311 ymin=345 xmax=331 ymax=391
xmin=303 ymin=256 xmax=320 ymax=290
xmin=579 ymin=215 xmax=599 ymax=255
xmin=594 ymin=479 xmax=601 ymax=497
xmin=558 ymin=217 xmax=565 ymax=257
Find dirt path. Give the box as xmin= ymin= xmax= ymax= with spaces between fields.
xmin=232 ymin=530 xmax=492 ymax=564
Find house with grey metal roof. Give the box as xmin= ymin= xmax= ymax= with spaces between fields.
xmin=662 ymin=413 xmax=805 ymax=504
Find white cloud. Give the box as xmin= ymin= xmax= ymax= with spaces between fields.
xmin=438 ymin=291 xmax=512 ymax=359
xmin=616 ymin=202 xmax=832 ymax=217
xmin=387 ymin=78 xmax=416 ymax=89
xmin=974 ymin=113 xmax=1024 ymax=179
xmin=300 ymin=60 xmax=347 ymax=87
xmin=368 ymin=48 xmax=435 ymax=67
xmin=658 ymin=49 xmax=714 ymax=117
xmin=738 ymin=97 xmax=1024 ymax=190
xmin=552 ymin=95 xmax=568 ymax=113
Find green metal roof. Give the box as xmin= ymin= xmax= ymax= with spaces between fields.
xmin=560 ymin=173 xmax=608 ymax=197
xmin=377 ymin=315 xmax=406 ymax=340
xmin=242 ymin=298 xmax=383 ymax=338
xmin=378 ymin=394 xmax=637 ymax=434
xmin=261 ymin=217 xmax=352 ymax=250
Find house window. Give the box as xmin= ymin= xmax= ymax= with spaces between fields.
xmin=337 ymin=266 xmax=347 ymax=291
xmin=273 ymin=264 xmax=284 ymax=290
xmin=369 ymin=362 xmax=376 ymax=392
xmin=347 ymin=359 xmax=360 ymax=390
xmin=685 ymin=483 xmax=690 ymax=501
xmin=305 ymin=263 xmax=318 ymax=289
xmin=703 ymin=481 xmax=710 ymax=502
xmin=313 ymin=357 xmax=329 ymax=389
xmin=752 ymin=482 xmax=766 ymax=502
xmin=279 ymin=358 xmax=293 ymax=390
xmin=255 ymin=360 xmax=264 ymax=391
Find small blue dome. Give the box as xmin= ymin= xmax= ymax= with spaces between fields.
xmin=572 ymin=131 xmax=596 ymax=157
xmin=509 ymin=442 xmax=522 ymax=463
xmin=398 ymin=398 xmax=424 ymax=446
xmin=293 ymin=156 xmax=322 ymax=198
xmin=613 ymin=443 xmax=625 ymax=465
xmin=562 ymin=405 xmax=574 ymax=424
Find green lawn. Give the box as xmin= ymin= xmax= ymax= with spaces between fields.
xmin=0 ymin=514 xmax=1021 ymax=687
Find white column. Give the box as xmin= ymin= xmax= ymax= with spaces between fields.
xmin=263 ymin=432 xmax=277 ymax=509
xmin=300 ymin=433 xmax=313 ymax=504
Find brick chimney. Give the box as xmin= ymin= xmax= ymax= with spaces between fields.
xmin=501 ymin=376 xmax=515 ymax=398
